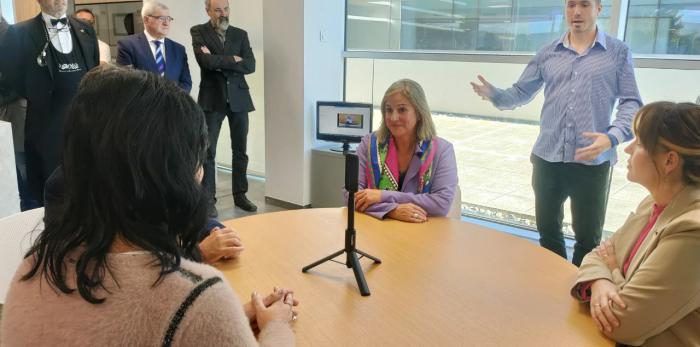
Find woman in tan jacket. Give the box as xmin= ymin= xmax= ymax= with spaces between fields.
xmin=572 ymin=101 xmax=700 ymax=346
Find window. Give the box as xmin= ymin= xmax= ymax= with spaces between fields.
xmin=344 ymin=0 xmax=700 ymax=236
xmin=347 ymin=0 xmax=613 ymax=52
xmin=626 ymin=0 xmax=700 ymax=55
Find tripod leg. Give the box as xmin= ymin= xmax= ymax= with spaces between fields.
xmin=349 ymin=251 xmax=371 ymax=296
xmin=355 ymin=249 xmax=382 ymax=264
xmin=302 ymin=249 xmax=345 ymax=273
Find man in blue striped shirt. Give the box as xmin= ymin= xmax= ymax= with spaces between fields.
xmin=471 ymin=0 xmax=642 ymax=266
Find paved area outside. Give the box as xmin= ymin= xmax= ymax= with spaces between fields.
xmin=433 ymin=113 xmax=648 ymax=237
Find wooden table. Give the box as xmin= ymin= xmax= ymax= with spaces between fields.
xmin=218 ymin=208 xmax=613 ymax=347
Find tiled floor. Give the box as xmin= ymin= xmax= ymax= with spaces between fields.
xmin=433 ymin=113 xmax=648 ymax=237
xmin=211 ymin=170 xmax=287 ymax=222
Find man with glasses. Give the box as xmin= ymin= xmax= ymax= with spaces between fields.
xmin=0 ymin=0 xmax=99 ymax=210
xmin=470 ymin=0 xmax=643 ymax=266
xmin=74 ymin=8 xmax=111 ymax=64
xmin=116 ymin=0 xmax=191 ymax=92
xmin=191 ymin=0 xmax=257 ymax=215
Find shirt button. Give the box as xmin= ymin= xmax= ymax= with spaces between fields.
xmin=571 ymin=89 xmax=575 ymax=93
xmin=574 ymin=72 xmax=578 ymax=75
xmin=569 ymin=106 xmax=573 ymax=110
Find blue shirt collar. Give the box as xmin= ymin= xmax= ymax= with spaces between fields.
xmin=557 ymin=26 xmax=607 ymax=51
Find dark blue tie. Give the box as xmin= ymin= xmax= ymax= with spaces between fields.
xmin=154 ymin=40 xmax=165 ymax=76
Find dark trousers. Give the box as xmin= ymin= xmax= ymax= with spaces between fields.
xmin=24 ymin=139 xmax=61 ymax=209
xmin=203 ymin=109 xmax=249 ymax=204
xmin=15 ymin=152 xmax=30 ymax=211
xmin=531 ymin=154 xmax=612 ymax=266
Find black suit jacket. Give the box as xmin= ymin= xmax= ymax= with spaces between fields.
xmin=0 ymin=14 xmax=98 ymax=141
xmin=116 ymin=33 xmax=192 ymax=92
xmin=190 ymin=22 xmax=255 ymax=113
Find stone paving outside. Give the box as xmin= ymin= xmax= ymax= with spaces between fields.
xmin=431 ymin=113 xmax=649 ymax=237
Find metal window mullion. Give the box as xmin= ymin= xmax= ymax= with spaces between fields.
xmin=652 ymin=0 xmax=660 ymax=54
xmin=610 ymin=0 xmax=631 ymax=40
xmin=389 ymin=0 xmax=402 ymax=50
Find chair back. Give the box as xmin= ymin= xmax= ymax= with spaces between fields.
xmin=0 ymin=208 xmax=43 ymax=304
xmin=447 ymin=185 xmax=462 ymax=220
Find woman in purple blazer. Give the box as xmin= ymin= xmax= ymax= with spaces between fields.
xmin=354 ymin=79 xmax=458 ymax=222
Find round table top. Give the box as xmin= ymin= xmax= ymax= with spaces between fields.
xmin=217 ymin=208 xmax=612 ymax=347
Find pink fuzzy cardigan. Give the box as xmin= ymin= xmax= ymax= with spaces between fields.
xmin=1 ymin=252 xmax=294 ymax=347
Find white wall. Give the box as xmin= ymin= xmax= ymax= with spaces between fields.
xmin=0 ymin=122 xmax=20 ymax=218
xmin=0 ymin=0 xmax=15 ymax=23
xmin=262 ymin=0 xmax=305 ymax=205
xmin=163 ymin=0 xmax=266 ymax=175
xmin=303 ymin=0 xmax=346 ymax=202
xmin=263 ymin=0 xmax=345 ymax=206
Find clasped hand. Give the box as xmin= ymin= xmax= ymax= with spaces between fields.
xmin=590 ymin=279 xmax=626 ymax=335
xmin=354 ymin=189 xmax=382 ymax=212
xmin=244 ymin=287 xmax=300 ymax=333
xmin=590 ymin=238 xmax=626 ymax=335
xmin=388 ymin=203 xmax=428 ymax=223
xmin=594 ymin=238 xmax=618 ymax=272
xmin=198 ymin=227 xmax=244 ymax=264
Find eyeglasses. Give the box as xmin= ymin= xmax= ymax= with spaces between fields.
xmin=147 ymin=15 xmax=174 ymax=23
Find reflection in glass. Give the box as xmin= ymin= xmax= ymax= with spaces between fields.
xmin=626 ymin=0 xmax=700 ymax=55
xmin=346 ymin=0 xmax=613 ymax=52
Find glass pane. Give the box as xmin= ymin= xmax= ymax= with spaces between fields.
xmin=346 ymin=0 xmax=393 ymax=50
xmin=347 ymin=0 xmax=614 ymax=52
xmin=345 ymin=57 xmax=700 ymax=235
xmin=626 ymin=0 xmax=700 ymax=55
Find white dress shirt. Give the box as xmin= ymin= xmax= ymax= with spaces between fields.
xmin=41 ymin=12 xmax=72 ymax=54
xmin=144 ymin=30 xmax=166 ymax=63
xmin=98 ymin=39 xmax=111 ymax=63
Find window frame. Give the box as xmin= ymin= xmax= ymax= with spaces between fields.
xmin=344 ymin=0 xmax=700 ymax=68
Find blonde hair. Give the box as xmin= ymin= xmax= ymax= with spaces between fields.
xmin=376 ymin=79 xmax=436 ymax=143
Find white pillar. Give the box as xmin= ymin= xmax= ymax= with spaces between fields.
xmin=263 ymin=0 xmax=345 ymax=206
xmin=0 ymin=121 xmax=20 ymax=217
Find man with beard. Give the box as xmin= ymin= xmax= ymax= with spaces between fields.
xmin=191 ymin=0 xmax=257 ymax=215
xmin=0 ymin=0 xmax=99 ymax=209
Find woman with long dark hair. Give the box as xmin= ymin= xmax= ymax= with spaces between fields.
xmin=1 ymin=66 xmax=297 ymax=346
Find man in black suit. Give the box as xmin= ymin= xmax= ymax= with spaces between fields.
xmin=191 ymin=0 xmax=257 ymax=214
xmin=0 ymin=0 xmax=99 ymax=209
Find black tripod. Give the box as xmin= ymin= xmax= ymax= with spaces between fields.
xmin=302 ymin=153 xmax=381 ymax=296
